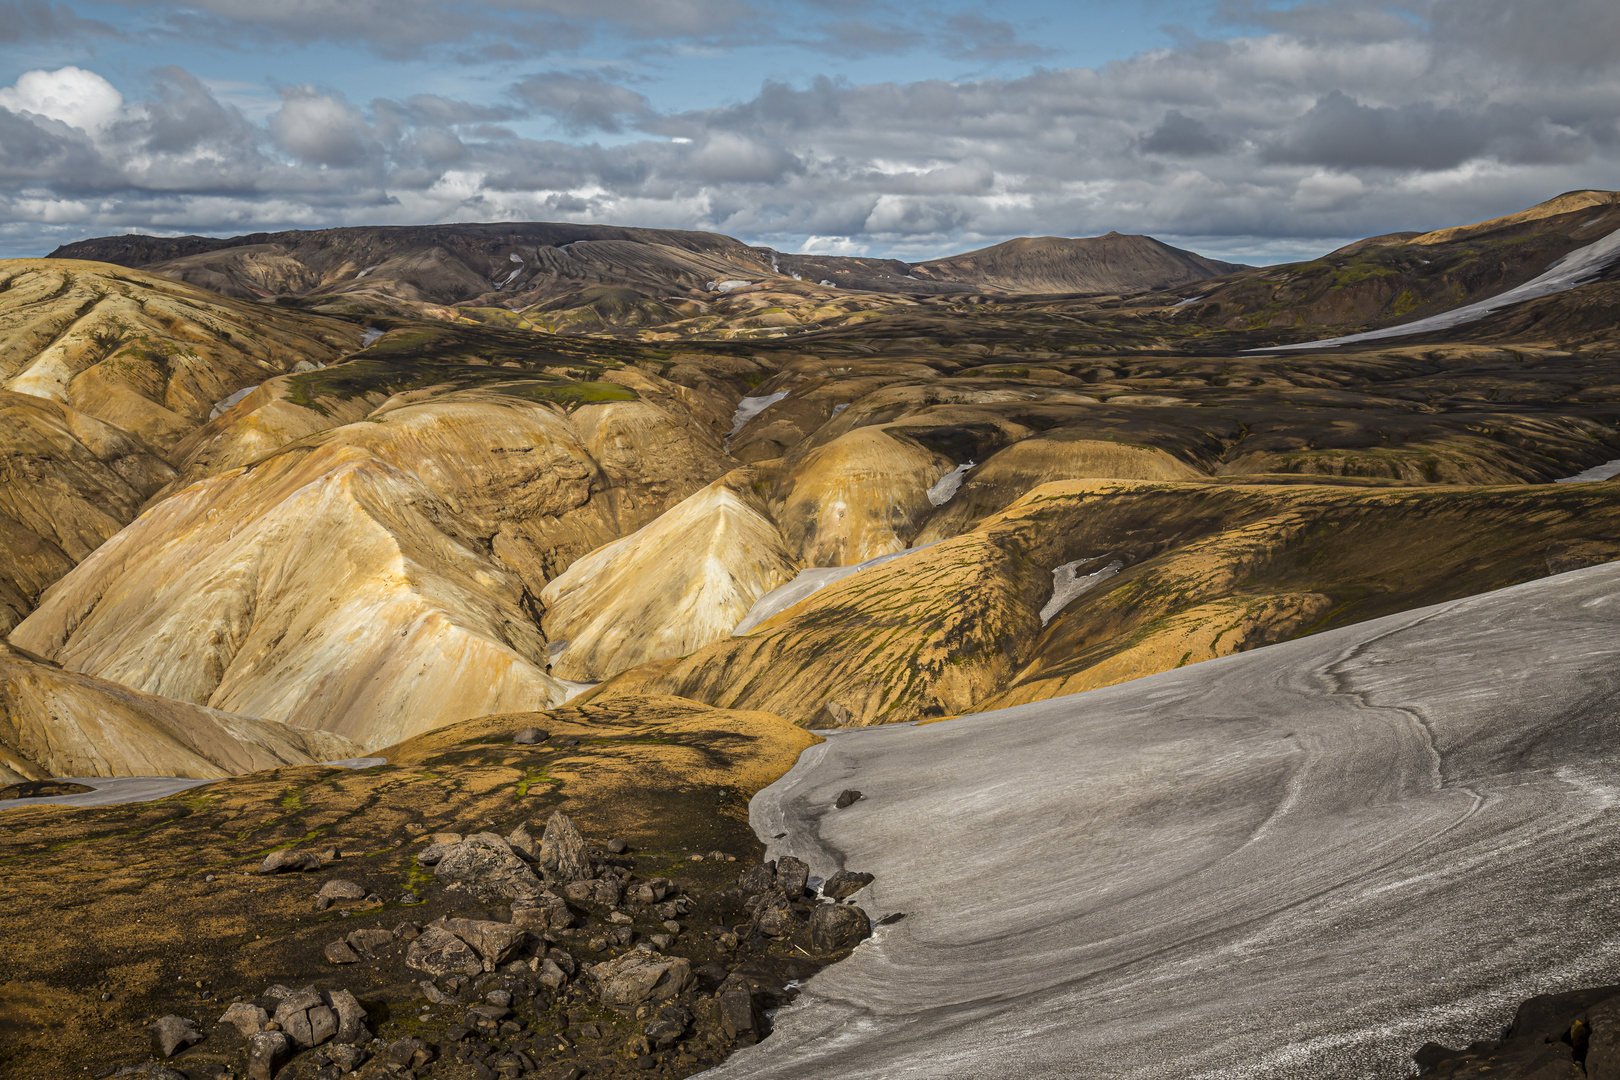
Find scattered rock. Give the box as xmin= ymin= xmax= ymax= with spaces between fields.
xmin=148 ymin=1015 xmax=202 ymax=1057
xmin=326 ymin=989 xmax=371 ymax=1044
xmin=0 ymin=779 xmax=93 ymax=800
xmin=775 ymin=855 xmax=809 ymax=898
xmin=590 ymin=951 xmax=695 ymax=1013
xmin=810 ymin=901 xmax=872 ymax=951
xmin=431 ymin=834 xmax=543 ymax=900
xmin=834 ymin=789 xmax=863 ymax=809
xmin=247 ymin=1031 xmax=288 ymax=1080
xmin=405 ymin=927 xmax=484 ymax=979
xmin=257 ymin=849 xmax=322 ymax=874
xmin=441 ymin=917 xmax=526 ymax=972
xmin=324 ymin=939 xmax=360 ymax=964
xmin=738 ymin=861 xmax=775 ymax=893
xmin=345 ymin=927 xmax=393 ymax=959
xmin=218 ymin=1002 xmax=268 ymax=1038
xmin=718 ymin=988 xmax=756 ymax=1039
xmin=507 ymin=823 xmax=538 ymax=861
xmin=386 ymin=1036 xmax=433 ymax=1068
xmin=604 ymin=838 xmax=627 ymax=854
xmin=751 ymin=889 xmax=797 ymax=938
xmin=421 ymin=981 xmax=460 ymax=1005
xmin=538 ymin=811 xmax=591 ymax=884
xmin=823 ymin=869 xmax=875 ymax=899
xmin=511 ymin=894 xmax=573 ymax=932
xmin=538 ymin=958 xmax=568 ymax=989
xmin=512 ymin=727 xmax=547 ymax=744
xmin=318 ymin=878 xmax=365 ymax=901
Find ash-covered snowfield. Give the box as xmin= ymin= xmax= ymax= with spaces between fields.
xmin=719 ymin=561 xmax=1620 ymax=1079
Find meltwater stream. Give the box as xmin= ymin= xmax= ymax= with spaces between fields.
xmin=717 ymin=562 xmax=1620 ymax=1079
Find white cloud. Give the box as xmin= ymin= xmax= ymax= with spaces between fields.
xmin=0 ymin=66 xmax=124 ymax=133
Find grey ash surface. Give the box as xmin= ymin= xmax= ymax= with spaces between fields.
xmin=721 ymin=561 xmax=1620 ymax=1079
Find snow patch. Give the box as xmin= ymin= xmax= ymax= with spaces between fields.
xmin=361 ymin=326 xmax=384 ymax=347
xmin=509 ymin=252 xmax=524 ymax=264
xmin=355 ymin=264 xmax=378 ymax=279
xmin=1556 ymin=458 xmax=1620 ymax=483
xmin=830 ymin=403 xmax=848 ymax=419
xmin=709 ymin=279 xmax=753 ymax=293
xmin=1173 ymin=295 xmax=1206 ymax=307
xmin=1040 ymin=557 xmax=1124 ymax=625
xmin=727 ymin=390 xmax=790 ymax=439
xmin=1259 ymin=224 xmax=1620 ymax=352
xmin=926 ymin=462 xmax=975 ymax=506
xmin=209 ymin=384 xmax=258 ymax=420
xmin=820 ymin=280 xmax=836 ymax=288
xmin=733 ymin=542 xmax=943 ymax=636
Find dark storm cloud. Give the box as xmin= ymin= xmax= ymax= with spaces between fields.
xmin=1262 ymin=90 xmax=1490 ymax=169
xmin=1141 ymin=110 xmax=1227 ymax=157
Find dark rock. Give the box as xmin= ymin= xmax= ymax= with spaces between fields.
xmin=750 ymin=889 xmax=797 ymax=938
xmin=604 ymin=838 xmax=627 ymax=854
xmin=387 ymin=1036 xmax=434 ymax=1068
xmin=775 ymin=856 xmax=809 ymax=898
xmin=306 ymin=1004 xmax=337 ymax=1045
xmin=417 ymin=842 xmax=455 ymax=866
xmin=247 ymin=1031 xmax=288 ymax=1080
xmin=876 ymin=911 xmax=906 ymax=926
xmin=811 ymin=902 xmax=872 ymax=951
xmin=1589 ymin=995 xmax=1620 ymax=1079
xmin=393 ymin=921 xmax=422 ymax=941
xmin=513 ymin=727 xmax=547 ymax=744
xmin=258 ymin=849 xmax=322 ymax=874
xmin=0 ymin=779 xmax=93 ymax=799
xmin=823 ymin=869 xmax=875 ymax=899
xmin=327 ymin=1044 xmax=367 ymax=1071
xmin=643 ymin=1018 xmax=684 ymax=1050
xmin=834 ymin=789 xmax=863 ymax=809
xmin=718 ymin=988 xmax=755 ymax=1039
xmin=737 ymin=862 xmax=775 ymax=894
xmin=148 ymin=1015 xmax=202 ymax=1057
xmin=538 ymin=811 xmax=591 ymax=884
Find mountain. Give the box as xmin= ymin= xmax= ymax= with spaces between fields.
xmin=910 ymin=231 xmax=1245 ymax=294
xmin=47 ymin=222 xmax=1247 ymax=318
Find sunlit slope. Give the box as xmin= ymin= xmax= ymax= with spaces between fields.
xmin=589 ymin=477 xmax=1620 ymax=726
xmin=0 ymin=260 xmax=359 ymax=453
xmin=0 ymin=642 xmax=361 ymax=784
xmin=11 ymin=381 xmax=736 ymax=748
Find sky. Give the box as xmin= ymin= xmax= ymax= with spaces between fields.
xmin=0 ymin=0 xmax=1615 ymax=264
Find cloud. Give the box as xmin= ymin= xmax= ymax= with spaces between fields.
xmin=0 ymin=0 xmax=121 ymax=44
xmin=7 ymin=0 xmax=1620 ymax=263
xmin=0 ymin=66 xmax=125 ymax=132
xmin=940 ymin=13 xmax=1054 ymax=62
xmin=512 ymin=72 xmax=652 ymax=133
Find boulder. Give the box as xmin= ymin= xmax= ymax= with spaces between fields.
xmin=258 ymin=849 xmax=322 ymax=874
xmin=738 ymin=862 xmax=775 ymax=893
xmin=441 ymin=917 xmax=527 ymax=972
xmin=511 ymin=895 xmax=573 ymax=932
xmin=513 ymin=727 xmax=547 ymax=744
xmin=750 ymin=889 xmax=797 ymax=938
xmin=507 ymin=823 xmax=538 ymax=862
xmin=775 ymin=856 xmax=809 ymax=898
xmin=324 ymin=938 xmax=360 ymax=964
xmin=538 ymin=811 xmax=591 ymax=884
xmin=834 ymin=789 xmax=863 ymax=809
xmin=810 ymin=901 xmax=872 ymax=952
xmin=406 ymin=926 xmax=484 ymax=979
xmin=218 ymin=1002 xmax=268 ymax=1038
xmin=326 ymin=988 xmax=371 ymax=1044
xmin=590 ymin=951 xmax=695 ymax=1013
xmin=387 ymin=1036 xmax=434 ymax=1068
xmin=148 ymin=1015 xmax=202 ymax=1057
xmin=1589 ymin=995 xmax=1620 ymax=1080
xmin=346 ymin=927 xmax=394 ymax=959
xmin=538 ymin=958 xmax=567 ymax=989
xmin=317 ymin=878 xmax=366 ymax=902
xmin=822 ymin=869 xmax=875 ymax=899
xmin=432 ymin=834 xmax=543 ymax=900
xmin=718 ymin=988 xmax=756 ymax=1039
xmin=248 ymin=1031 xmax=288 ymax=1080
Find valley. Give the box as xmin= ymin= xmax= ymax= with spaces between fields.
xmin=3 ymin=191 xmax=1620 ymax=1080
